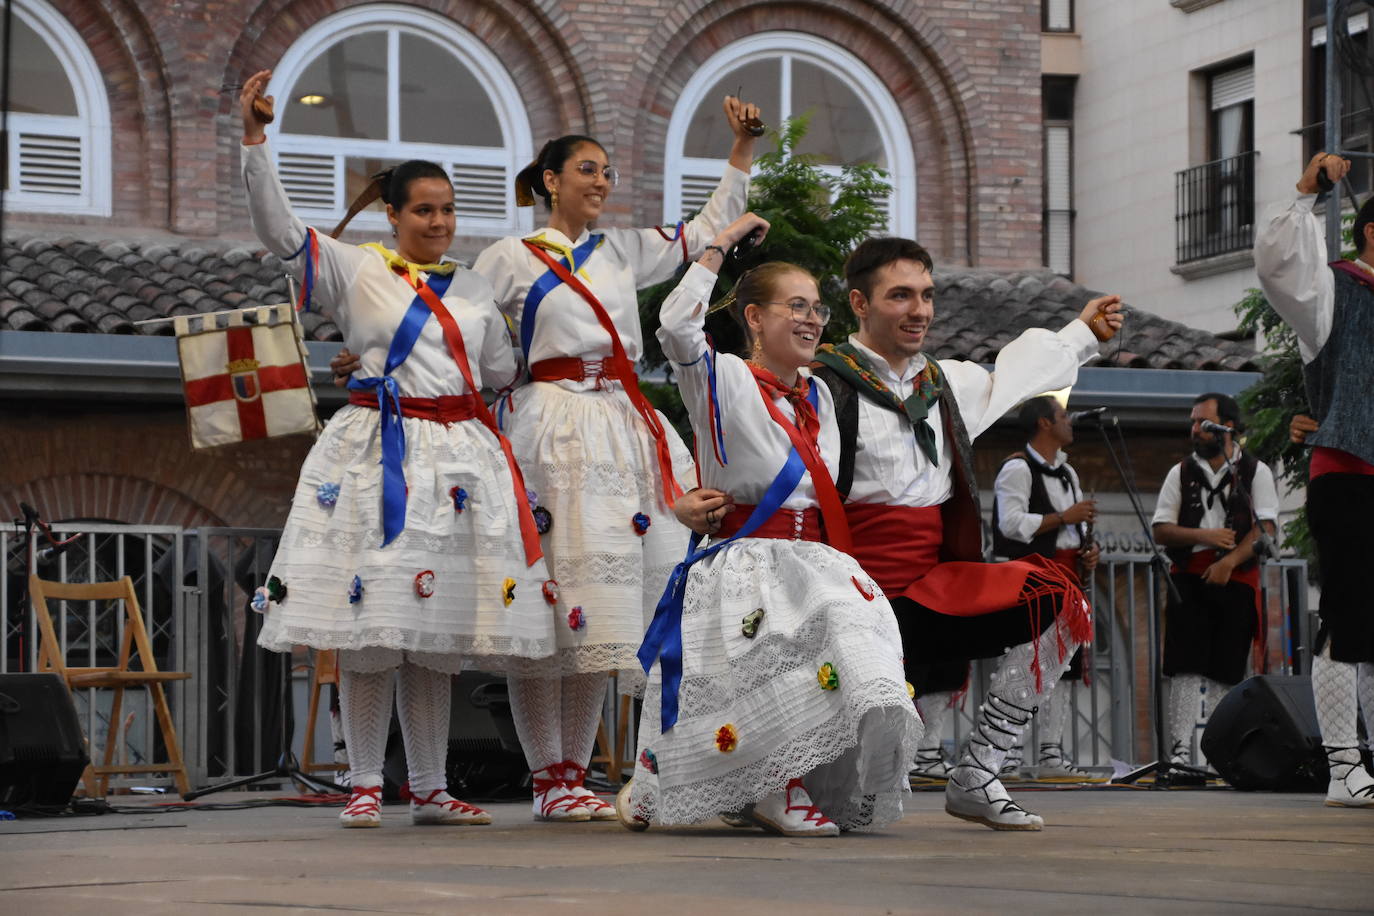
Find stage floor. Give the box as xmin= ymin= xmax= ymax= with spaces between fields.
xmin=1 ymin=785 xmax=1371 ymax=914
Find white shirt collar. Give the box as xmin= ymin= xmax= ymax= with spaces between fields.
xmin=1026 ymin=444 xmax=1067 ymax=469
xmin=1191 ymin=446 xmax=1242 ymax=479
xmin=846 ymin=334 xmax=926 ymax=385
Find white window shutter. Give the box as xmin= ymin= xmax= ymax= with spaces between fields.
xmin=1045 ymin=0 xmax=1072 ymax=30
xmin=16 ymin=131 xmax=83 ymax=196
xmin=278 ymin=152 xmax=338 ymax=211
xmin=1210 ymin=66 xmax=1254 ymax=110
xmin=451 ymin=163 xmax=508 ymax=222
xmin=678 ymin=175 xmax=718 ymax=217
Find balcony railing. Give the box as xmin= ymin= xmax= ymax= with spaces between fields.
xmin=1175 ymin=150 xmax=1258 ymax=264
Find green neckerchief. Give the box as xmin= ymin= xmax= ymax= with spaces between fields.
xmin=814 ymin=341 xmax=943 ymax=466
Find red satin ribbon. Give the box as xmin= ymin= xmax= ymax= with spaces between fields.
xmin=521 ymin=242 xmax=683 ymax=508
xmin=715 ymin=505 xmax=824 ymax=542
xmin=348 ymin=391 xmax=480 ymax=423
xmin=397 ymin=267 xmax=543 ymax=566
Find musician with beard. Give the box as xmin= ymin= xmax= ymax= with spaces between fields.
xmin=1150 ymin=393 xmax=1278 ymax=765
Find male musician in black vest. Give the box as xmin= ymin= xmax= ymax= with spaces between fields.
xmin=1150 ymin=393 xmax=1278 ymax=768
xmin=1256 ymin=152 xmax=1374 ymax=808
xmin=992 ymin=395 xmax=1100 ymax=779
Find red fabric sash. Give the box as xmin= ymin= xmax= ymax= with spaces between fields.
xmin=521 ymin=242 xmax=683 ymax=508
xmin=749 ymin=368 xmax=852 ymax=554
xmin=1310 ymin=446 xmax=1374 ymax=479
xmin=1177 ymin=548 xmax=1266 ymax=670
xmin=1050 ymin=548 xmax=1082 ymax=580
xmin=349 ymin=391 xmax=480 ymax=423
xmin=716 ymin=505 xmax=824 ymax=543
xmin=398 ymin=268 xmax=543 ymax=566
xmin=529 ymin=357 xmax=614 ymax=384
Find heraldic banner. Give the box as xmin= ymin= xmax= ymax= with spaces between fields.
xmin=174 ymin=304 xmax=320 ymax=449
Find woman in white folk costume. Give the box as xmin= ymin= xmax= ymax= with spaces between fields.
xmin=237 ymin=70 xmax=554 ymax=828
xmin=463 ymin=100 xmax=761 ymax=821
xmin=618 ymin=213 xmax=922 ymax=836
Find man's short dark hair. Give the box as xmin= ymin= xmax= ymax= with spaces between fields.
xmin=1017 ymin=395 xmax=1059 ymax=438
xmin=844 ymin=237 xmax=934 ymax=300
xmin=1195 ymin=392 xmax=1244 ymax=432
xmin=1354 ymin=194 xmax=1374 ymax=255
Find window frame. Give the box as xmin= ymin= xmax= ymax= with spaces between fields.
xmin=3 ymin=0 xmax=112 ymax=217
xmin=662 ymin=32 xmax=915 ymax=238
xmin=263 ymin=4 xmax=534 ymax=237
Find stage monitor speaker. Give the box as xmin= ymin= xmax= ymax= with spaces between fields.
xmin=1201 ymin=674 xmax=1328 ymax=792
xmin=0 ymin=673 xmax=91 ymax=808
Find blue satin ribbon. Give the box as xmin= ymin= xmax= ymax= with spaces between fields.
xmin=637 ymin=381 xmax=818 ymax=732
xmin=283 ymin=228 xmax=318 ymax=312
xmin=676 ymin=334 xmax=728 ymax=466
xmin=520 ymin=234 xmax=602 ymax=356
xmin=346 ymin=271 xmax=454 ymax=546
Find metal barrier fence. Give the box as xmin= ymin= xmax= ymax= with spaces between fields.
xmin=2 ymin=524 xmax=1313 ymax=788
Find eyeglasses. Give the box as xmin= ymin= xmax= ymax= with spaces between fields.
xmin=573 ymin=160 xmax=620 ymax=186
xmin=763 ymin=299 xmax=831 ymax=325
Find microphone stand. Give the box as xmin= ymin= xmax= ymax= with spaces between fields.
xmin=1084 ymin=417 xmax=1208 ymax=787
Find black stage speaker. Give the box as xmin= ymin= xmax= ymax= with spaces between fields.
xmin=1201 ymin=674 xmax=1328 ymax=792
xmin=381 ymin=672 xmax=528 ymax=800
xmin=0 ymin=673 xmax=90 ymax=808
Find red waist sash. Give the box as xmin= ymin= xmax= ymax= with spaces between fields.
xmin=1050 ymin=548 xmax=1083 ymax=582
xmin=529 ymin=357 xmax=616 ymax=384
xmin=1311 ymin=446 xmax=1374 ymax=479
xmin=715 ymin=504 xmax=824 ymax=543
xmin=348 ymin=390 xmax=481 ymax=423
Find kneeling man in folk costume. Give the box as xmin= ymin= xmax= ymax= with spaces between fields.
xmin=816 ymin=238 xmax=1120 ymax=828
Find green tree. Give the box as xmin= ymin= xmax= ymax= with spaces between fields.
xmin=1234 ymin=213 xmax=1353 ymax=563
xmin=639 ymin=115 xmax=891 ymax=437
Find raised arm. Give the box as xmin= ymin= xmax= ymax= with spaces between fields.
xmin=630 ymin=97 xmax=760 ymax=288
xmin=1254 ymin=152 xmax=1344 ymax=362
xmin=238 ymin=69 xmax=363 ymax=312
xmin=943 ymin=295 xmax=1121 ymax=440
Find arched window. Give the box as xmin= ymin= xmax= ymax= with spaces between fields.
xmin=265 ymin=5 xmax=533 ymax=237
xmin=664 ymin=33 xmax=915 ymax=237
xmin=2 ymin=0 xmax=112 ymax=216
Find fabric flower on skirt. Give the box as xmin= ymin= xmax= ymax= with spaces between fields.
xmin=632 ymin=512 xmax=651 ymax=536
xmin=450 ymin=486 xmax=468 ymax=513
xmin=315 ymin=482 xmax=340 ymax=509
xmin=532 ymin=506 xmax=553 ymax=534
xmin=251 ymin=587 xmax=270 ymax=614
xmin=741 ymin=608 xmax=764 ymax=639
xmin=541 ymin=580 xmax=559 ymax=605
xmin=266 ymin=576 xmax=287 ymax=604
xmin=638 ymin=748 xmax=658 ymax=774
xmin=414 ymin=570 xmax=435 ymax=598
xmin=715 ymin=724 xmax=738 ymax=753
xmin=906 ymin=681 xmax=916 ymax=700
xmin=348 ymin=575 xmax=364 ymax=605
xmin=817 ymin=662 xmax=839 ymax=691
xmin=526 ymin=488 xmax=539 ymax=511
xmin=568 ymin=606 xmax=586 ymax=631
xmin=502 ymin=577 xmax=516 ymax=606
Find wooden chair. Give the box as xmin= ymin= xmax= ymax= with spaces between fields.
xmin=301 ymin=649 xmax=349 ymax=775
xmin=591 ymin=680 xmax=636 ymax=784
xmin=29 ymin=574 xmax=192 ymax=796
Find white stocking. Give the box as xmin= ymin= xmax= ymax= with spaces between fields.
xmin=1168 ymin=674 xmax=1202 ymax=762
xmin=1357 ymin=662 xmax=1374 ymax=748
xmin=508 ymin=675 xmax=562 ymax=772
xmin=1204 ymin=678 xmax=1232 ymax=723
xmin=561 ymin=672 xmax=608 ymax=767
xmin=396 ymin=661 xmax=453 ymax=794
xmin=338 ymin=667 xmax=395 ymax=788
xmin=1038 ymin=683 xmax=1072 ymax=752
xmin=1313 ymin=647 xmax=1361 ymax=764
xmin=915 ymin=691 xmax=954 ymax=756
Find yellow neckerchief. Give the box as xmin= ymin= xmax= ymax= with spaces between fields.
xmin=523 ymin=231 xmax=601 ymax=282
xmin=360 ymin=243 xmax=457 ymax=287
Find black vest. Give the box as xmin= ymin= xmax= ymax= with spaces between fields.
xmin=1164 ymin=451 xmax=1260 ymax=571
xmin=811 ymin=363 xmax=983 ymax=562
xmin=1302 ymin=265 xmax=1374 ymax=465
xmin=991 ymin=451 xmax=1077 ymax=559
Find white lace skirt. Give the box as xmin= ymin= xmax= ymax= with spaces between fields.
xmin=626 ymin=539 xmax=922 ymax=830
xmin=256 ymin=404 xmax=557 ymax=670
xmin=501 ymin=380 xmax=695 ymax=675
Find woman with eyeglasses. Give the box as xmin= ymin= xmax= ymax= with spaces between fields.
xmin=463 ymin=98 xmax=762 ymax=823
xmin=236 ymin=70 xmax=554 ymax=829
xmin=617 ymin=213 xmax=920 ymax=837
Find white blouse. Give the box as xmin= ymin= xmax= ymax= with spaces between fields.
xmin=844 ymin=324 xmax=1100 ymax=508
xmin=471 ymin=167 xmax=749 ymax=382
xmin=242 ymin=140 xmax=517 ymax=399
xmin=658 ymin=262 xmax=839 ymax=511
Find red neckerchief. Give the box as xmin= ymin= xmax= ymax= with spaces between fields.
xmin=749 ymin=365 xmax=821 ymax=451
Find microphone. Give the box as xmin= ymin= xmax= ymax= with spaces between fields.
xmin=37 ymin=542 xmax=74 ymax=563
xmin=1198 ymin=420 xmax=1234 ymax=436
xmin=1068 ymin=407 xmax=1109 ymax=425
